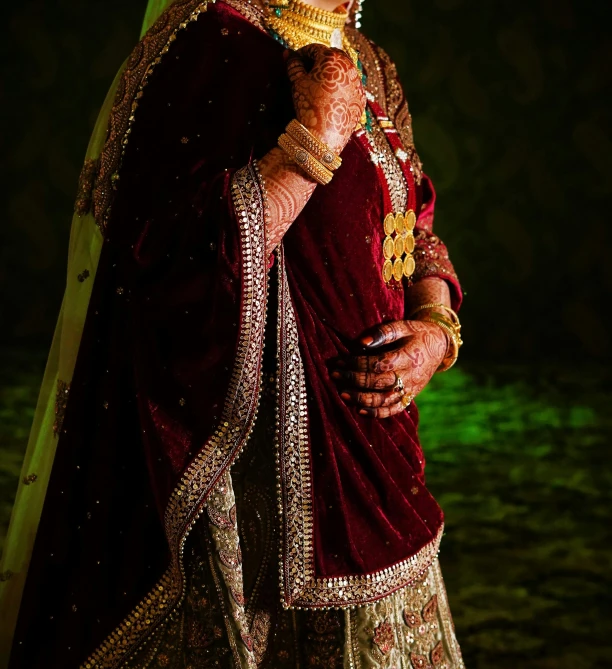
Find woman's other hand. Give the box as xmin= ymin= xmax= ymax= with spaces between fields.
xmin=286 ymin=44 xmax=366 ymax=153
xmin=332 ymin=320 xmax=449 ymax=418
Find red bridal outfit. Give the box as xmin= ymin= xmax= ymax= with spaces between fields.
xmin=6 ymin=1 xmax=464 ymax=667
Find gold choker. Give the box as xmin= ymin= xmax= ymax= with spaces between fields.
xmin=266 ymin=0 xmax=358 ymax=65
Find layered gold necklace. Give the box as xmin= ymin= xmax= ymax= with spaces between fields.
xmin=265 ymin=0 xmax=359 ymax=66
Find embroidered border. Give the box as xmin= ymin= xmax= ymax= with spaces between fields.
xmin=413 ymin=231 xmax=459 ymax=285
xmin=275 ymin=250 xmax=314 ymax=607
xmin=92 ymin=0 xmax=214 ymax=234
xmin=206 ymin=471 xmax=256 ymax=667
xmin=380 ymin=48 xmax=423 ymax=185
xmin=81 ymin=164 xmax=268 ymax=667
xmin=346 ymin=28 xmax=387 ymax=114
xmin=431 ymin=559 xmax=466 ymax=668
xmin=75 ymin=159 xmax=100 ymax=217
xmin=276 ymin=252 xmax=444 ymax=610
xmin=223 ymin=0 xmax=267 ymax=30
xmin=367 ymin=117 xmax=408 ymax=214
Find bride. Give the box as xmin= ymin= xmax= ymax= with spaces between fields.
xmin=1 ymin=1 xmax=465 ymax=666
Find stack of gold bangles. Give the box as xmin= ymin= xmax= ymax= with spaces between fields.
xmin=409 ymin=303 xmax=463 ymax=372
xmin=278 ymin=119 xmax=342 ymax=185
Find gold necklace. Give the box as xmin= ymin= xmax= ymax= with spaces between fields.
xmin=266 ymin=0 xmax=359 ymax=66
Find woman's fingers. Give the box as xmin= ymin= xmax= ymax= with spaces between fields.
xmin=358 ymin=398 xmax=411 ymax=419
xmin=287 ymin=43 xmax=329 ymax=82
xmin=286 ymin=53 xmax=308 ymax=84
xmin=361 ymin=320 xmax=414 ymax=348
xmin=349 ymin=344 xmax=414 ymax=374
xmin=340 ymin=388 xmax=403 ymax=409
xmin=332 ymin=368 xmax=397 ymax=390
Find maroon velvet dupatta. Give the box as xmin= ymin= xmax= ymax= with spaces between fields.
xmin=9 ymin=1 xmax=461 ymax=666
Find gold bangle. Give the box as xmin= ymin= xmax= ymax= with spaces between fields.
xmin=423 ymin=314 xmax=461 ymax=372
xmin=286 ymin=119 xmax=342 ymax=171
xmin=426 ymin=311 xmax=463 ymax=348
xmin=278 ymin=133 xmax=334 ymax=185
xmin=409 ymin=302 xmax=460 ymax=326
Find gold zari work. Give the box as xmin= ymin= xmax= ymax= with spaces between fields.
xmin=81 ymin=158 xmax=269 ymax=667
xmin=92 ymin=0 xmax=214 ymax=234
xmin=346 ymin=559 xmax=465 ymax=668
xmin=70 ymin=1 xmax=461 ymax=665
xmin=381 ymin=211 xmax=416 ymax=284
xmin=75 ymin=158 xmax=99 ymax=217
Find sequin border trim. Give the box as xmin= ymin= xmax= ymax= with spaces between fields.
xmin=275 ymin=251 xmax=444 ymax=610
xmin=92 ymin=0 xmax=214 ymax=234
xmin=431 ymin=558 xmax=466 ymax=668
xmin=75 ymin=159 xmax=100 ymax=217
xmin=222 ymin=0 xmax=267 ymax=30
xmin=81 ymin=163 xmax=268 ymax=667
xmin=275 ymin=250 xmax=314 ymax=607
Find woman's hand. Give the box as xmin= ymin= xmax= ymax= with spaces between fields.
xmin=286 ymin=44 xmax=366 ymax=153
xmin=257 ymin=45 xmax=365 ymax=254
xmin=332 ymin=320 xmax=449 ymax=418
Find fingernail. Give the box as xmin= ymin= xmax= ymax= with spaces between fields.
xmin=340 ymin=392 xmax=350 ymax=400
xmin=359 ymin=409 xmax=368 ymax=416
xmin=331 ymin=371 xmax=342 ymax=380
xmin=362 ymin=336 xmax=374 ymax=346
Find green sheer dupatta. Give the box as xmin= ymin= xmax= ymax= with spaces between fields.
xmin=141 ymin=0 xmax=177 ymax=37
xmin=0 ymin=2 xmax=177 ymax=664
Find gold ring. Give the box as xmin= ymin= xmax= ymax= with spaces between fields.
xmin=401 ymin=393 xmax=413 ymax=409
xmin=393 ymin=373 xmax=404 ymax=393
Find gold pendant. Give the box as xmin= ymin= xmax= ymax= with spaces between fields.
xmin=381 ymin=210 xmax=417 ymax=285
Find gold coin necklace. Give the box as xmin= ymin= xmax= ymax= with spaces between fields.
xmin=355 ymin=97 xmax=418 ymax=287
xmin=265 ymin=0 xmax=359 ymax=66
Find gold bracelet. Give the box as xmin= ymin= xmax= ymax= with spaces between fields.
xmin=286 ymin=119 xmax=342 ymax=171
xmin=409 ymin=302 xmax=460 ymax=326
xmin=423 ymin=313 xmax=462 ymax=372
xmin=278 ymin=133 xmax=334 ymax=185
xmin=426 ymin=311 xmax=463 ymax=347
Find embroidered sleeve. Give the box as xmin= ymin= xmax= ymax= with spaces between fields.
xmin=413 ymin=174 xmax=463 ymax=309
xmin=375 ymin=44 xmax=424 ymax=185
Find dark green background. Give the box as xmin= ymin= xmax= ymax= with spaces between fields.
xmin=1 ymin=1 xmax=611 ymax=667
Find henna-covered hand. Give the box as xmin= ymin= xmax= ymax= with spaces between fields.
xmin=332 ymin=320 xmax=449 ymax=419
xmin=286 ymin=43 xmax=366 ymax=153
xmin=258 ymin=45 xmax=366 ymax=255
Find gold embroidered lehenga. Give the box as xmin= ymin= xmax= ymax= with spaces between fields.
xmin=1 ymin=1 xmax=465 ymax=667
xmin=152 ymin=392 xmax=465 ymax=668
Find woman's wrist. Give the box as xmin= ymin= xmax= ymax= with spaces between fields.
xmin=419 ymin=312 xmax=463 ymax=372
xmin=405 ymin=276 xmax=452 ymax=317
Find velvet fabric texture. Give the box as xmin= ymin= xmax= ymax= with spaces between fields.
xmin=10 ymin=3 xmax=461 ymax=666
